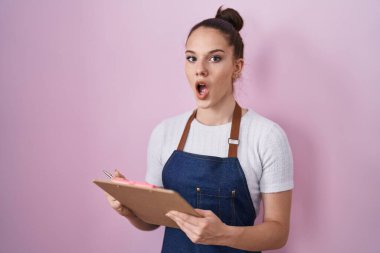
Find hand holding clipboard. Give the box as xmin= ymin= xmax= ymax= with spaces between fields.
xmin=103 ymin=170 xmax=140 ymax=220
xmin=94 ymin=170 xmax=202 ymax=229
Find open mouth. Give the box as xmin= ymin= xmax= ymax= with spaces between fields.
xmin=195 ymin=81 xmax=209 ymax=100
xmin=197 ymin=83 xmax=208 ymax=95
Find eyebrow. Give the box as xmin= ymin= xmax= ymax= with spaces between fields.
xmin=185 ymin=49 xmax=225 ymax=54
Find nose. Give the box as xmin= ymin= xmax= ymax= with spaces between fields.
xmin=195 ymin=61 xmax=208 ymax=77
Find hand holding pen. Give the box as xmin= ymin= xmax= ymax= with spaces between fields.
xmin=104 ymin=169 xmax=137 ymax=219
xmin=103 ymin=169 xmax=160 ymax=231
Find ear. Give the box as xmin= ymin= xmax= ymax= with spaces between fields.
xmin=233 ymin=58 xmax=244 ymax=77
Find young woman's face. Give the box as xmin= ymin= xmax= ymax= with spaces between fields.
xmin=185 ymin=27 xmax=241 ymax=109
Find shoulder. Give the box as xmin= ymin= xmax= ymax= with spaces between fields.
xmin=243 ymin=109 xmax=276 ymax=127
xmin=241 ymin=109 xmax=291 ymax=153
xmin=243 ymin=109 xmax=286 ymax=136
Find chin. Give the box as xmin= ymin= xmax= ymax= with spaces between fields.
xmin=195 ymin=99 xmax=213 ymax=109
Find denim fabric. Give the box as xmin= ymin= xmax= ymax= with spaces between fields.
xmin=161 ymin=150 xmax=260 ymax=253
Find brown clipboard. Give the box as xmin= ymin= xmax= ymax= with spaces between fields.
xmin=93 ymin=179 xmax=202 ymax=228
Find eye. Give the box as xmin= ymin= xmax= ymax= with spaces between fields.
xmin=186 ymin=55 xmax=196 ymax=62
xmin=209 ymin=55 xmax=222 ymax=62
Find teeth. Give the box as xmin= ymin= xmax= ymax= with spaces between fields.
xmin=197 ymin=83 xmax=207 ymax=95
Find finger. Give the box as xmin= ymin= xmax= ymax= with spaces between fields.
xmin=114 ymin=202 xmax=127 ymax=213
xmin=105 ymin=193 xmax=116 ymax=202
xmin=168 ymin=215 xmax=201 ymax=243
xmin=167 ymin=211 xmax=202 ymax=229
xmin=106 ymin=195 xmax=121 ymax=209
xmin=122 ymin=207 xmax=136 ymax=217
xmin=112 ymin=200 xmax=122 ymax=209
xmin=117 ymin=204 xmax=136 ymax=218
xmin=171 ymin=211 xmax=203 ymax=226
xmin=114 ymin=169 xmax=125 ymax=178
xmin=194 ymin=208 xmax=214 ymax=217
xmin=179 ymin=223 xmax=202 ymax=243
xmin=105 ymin=194 xmax=116 ymax=204
xmin=116 ymin=205 xmax=127 ymax=214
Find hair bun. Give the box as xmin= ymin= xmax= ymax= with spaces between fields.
xmin=215 ymin=6 xmax=244 ymax=32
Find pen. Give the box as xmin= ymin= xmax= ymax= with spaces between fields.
xmin=103 ymin=170 xmax=113 ymax=179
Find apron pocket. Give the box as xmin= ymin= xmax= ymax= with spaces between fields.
xmin=195 ymin=186 xmax=237 ymax=226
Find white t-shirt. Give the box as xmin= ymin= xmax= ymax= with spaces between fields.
xmin=145 ymin=108 xmax=294 ymax=216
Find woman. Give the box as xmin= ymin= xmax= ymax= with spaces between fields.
xmin=107 ymin=6 xmax=293 ymax=252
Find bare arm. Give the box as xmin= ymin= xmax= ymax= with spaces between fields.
xmin=166 ymin=190 xmax=292 ymax=251
xmin=223 ymin=190 xmax=292 ymax=251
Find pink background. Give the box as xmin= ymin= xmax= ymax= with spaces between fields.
xmin=1 ymin=0 xmax=379 ymax=252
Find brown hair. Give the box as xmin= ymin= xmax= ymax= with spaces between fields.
xmin=186 ymin=6 xmax=244 ymax=59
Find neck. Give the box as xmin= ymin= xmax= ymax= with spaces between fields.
xmin=196 ymin=95 xmax=236 ymax=126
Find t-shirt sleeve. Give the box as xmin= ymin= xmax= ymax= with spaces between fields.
xmin=145 ymin=122 xmax=165 ymax=187
xmin=259 ymin=123 xmax=294 ymax=193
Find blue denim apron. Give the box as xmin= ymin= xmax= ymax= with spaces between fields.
xmin=161 ymin=102 xmax=260 ymax=253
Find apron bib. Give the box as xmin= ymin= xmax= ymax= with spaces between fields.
xmin=161 ymin=102 xmax=260 ymax=253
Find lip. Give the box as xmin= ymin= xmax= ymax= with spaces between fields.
xmin=195 ymin=79 xmax=206 ymax=87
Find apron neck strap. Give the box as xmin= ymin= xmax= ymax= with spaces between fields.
xmin=177 ymin=102 xmax=242 ymax=158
